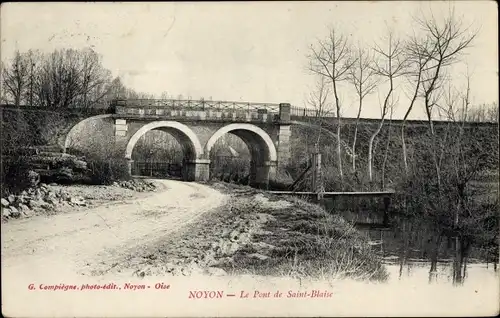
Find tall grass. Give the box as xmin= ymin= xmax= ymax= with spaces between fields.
xmin=220 ymin=192 xmax=388 ymax=282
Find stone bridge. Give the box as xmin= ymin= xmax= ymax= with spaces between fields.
xmin=64 ymin=99 xmax=293 ymax=186
xmin=61 ymin=98 xmax=498 ymax=186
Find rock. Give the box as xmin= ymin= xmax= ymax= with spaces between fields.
xmin=44 ymin=191 xmax=58 ymax=205
xmin=2 ymin=208 xmax=11 ymax=218
xmin=45 ymin=197 xmax=58 ymax=205
xmin=27 ymin=170 xmax=40 ymax=187
xmin=9 ymin=206 xmax=21 ymax=218
xmin=16 ymin=195 xmax=27 ymax=204
xmin=18 ymin=203 xmax=30 ymax=211
xmin=1 ymin=198 xmax=9 ymax=207
xmin=22 ymin=210 xmax=34 ymax=217
xmin=70 ymin=196 xmax=86 ymax=206
xmin=7 ymin=195 xmax=15 ymax=204
xmin=34 ymin=188 xmax=43 ymax=200
xmin=46 ymin=190 xmax=56 ymax=197
xmin=59 ymin=191 xmax=70 ymax=201
xmin=49 ymin=183 xmax=57 ymax=186
xmin=29 ymin=199 xmax=51 ymax=210
xmin=18 ymin=204 xmax=33 ymax=217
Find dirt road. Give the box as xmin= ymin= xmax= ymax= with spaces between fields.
xmin=1 ymin=180 xmax=227 ymax=279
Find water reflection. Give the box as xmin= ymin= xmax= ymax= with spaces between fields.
xmin=384 ymin=261 xmax=498 ymax=287
xmin=319 ymin=196 xmax=498 ymax=287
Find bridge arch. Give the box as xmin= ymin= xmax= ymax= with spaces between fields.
xmin=64 ymin=114 xmax=114 ymax=154
xmin=205 ymin=123 xmax=277 ymax=162
xmin=205 ymin=123 xmax=277 ymax=186
xmin=125 ymin=121 xmax=203 ymax=160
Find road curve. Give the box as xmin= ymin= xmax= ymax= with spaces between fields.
xmin=1 ymin=180 xmax=227 ymax=279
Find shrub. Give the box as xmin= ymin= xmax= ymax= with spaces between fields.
xmin=1 ymin=157 xmax=41 ymax=195
xmin=87 ymin=159 xmax=131 ymax=185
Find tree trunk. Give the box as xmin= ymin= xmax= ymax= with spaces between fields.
xmin=428 ymin=235 xmax=441 ymax=284
xmin=399 ymin=222 xmax=409 ymax=279
xmin=401 ymin=125 xmax=409 ymax=175
xmin=368 ymin=118 xmax=385 ymax=183
xmin=352 ymin=99 xmax=362 ymax=172
xmin=453 ymin=236 xmax=462 ymax=285
xmin=332 ymin=80 xmax=343 ymax=185
xmin=381 ymin=110 xmax=393 ymax=190
xmin=401 ymin=74 xmax=421 ymax=177
xmin=336 ymin=123 xmax=343 ymax=184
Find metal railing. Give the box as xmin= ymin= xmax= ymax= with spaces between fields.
xmin=114 ymin=99 xmax=281 ymax=113
xmin=132 ymin=161 xmax=182 ymax=178
xmin=111 ymin=99 xmax=344 ymax=118
xmin=290 ymin=106 xmax=336 ymax=118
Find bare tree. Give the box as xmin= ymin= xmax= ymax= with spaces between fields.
xmin=160 ymin=91 xmax=170 ymax=99
xmin=36 ymin=49 xmax=79 ymax=108
xmin=401 ymin=31 xmax=436 ymax=175
xmin=368 ymin=28 xmax=407 ymax=184
xmin=436 ymin=73 xmax=495 ymax=284
xmin=30 ymin=48 xmax=112 ymax=109
xmin=306 ymin=76 xmax=332 ymax=152
xmin=106 ymin=77 xmax=128 ymax=100
xmin=465 ymin=102 xmax=499 ymax=123
xmin=77 ymin=48 xmax=112 ymax=108
xmin=415 ymin=8 xmax=477 ymax=191
xmin=308 ymin=27 xmax=356 ymax=184
xmin=401 ymin=8 xmax=477 ymax=177
xmin=22 ymin=50 xmax=43 ymax=106
xmin=347 ymin=45 xmax=378 ymax=172
xmin=1 ymin=51 xmax=30 ymax=106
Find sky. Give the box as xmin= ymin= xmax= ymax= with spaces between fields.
xmin=1 ymin=1 xmax=498 ymax=119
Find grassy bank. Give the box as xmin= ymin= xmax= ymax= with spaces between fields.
xmin=213 ymin=183 xmax=388 ymax=282
xmin=106 ymin=182 xmax=388 ymax=282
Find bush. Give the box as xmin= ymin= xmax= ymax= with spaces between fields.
xmin=86 ymin=159 xmax=131 ymax=185
xmin=1 ymin=157 xmax=40 ymax=195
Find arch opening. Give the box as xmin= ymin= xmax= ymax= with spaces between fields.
xmin=209 ymin=133 xmax=252 ymax=184
xmin=64 ymin=114 xmax=114 ymax=156
xmin=205 ymin=124 xmax=277 ymax=187
xmin=125 ymin=121 xmax=203 ymax=180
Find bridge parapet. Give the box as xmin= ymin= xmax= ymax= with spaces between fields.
xmin=114 ymin=105 xmax=278 ymax=124
xmin=112 ymin=98 xmax=280 ymax=112
xmin=111 ymin=99 xmax=295 ymax=125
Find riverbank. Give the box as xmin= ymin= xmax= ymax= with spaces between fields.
xmin=99 ymin=181 xmax=388 ymax=282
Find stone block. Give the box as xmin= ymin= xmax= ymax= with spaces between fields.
xmin=279 ymin=103 xmax=291 ymax=123
xmin=116 ymin=130 xmax=126 ymax=137
xmin=115 ymin=124 xmax=127 ymax=132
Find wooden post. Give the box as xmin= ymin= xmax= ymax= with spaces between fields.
xmin=311 ymin=152 xmax=323 ymax=202
xmin=383 ymin=196 xmax=390 ymax=226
